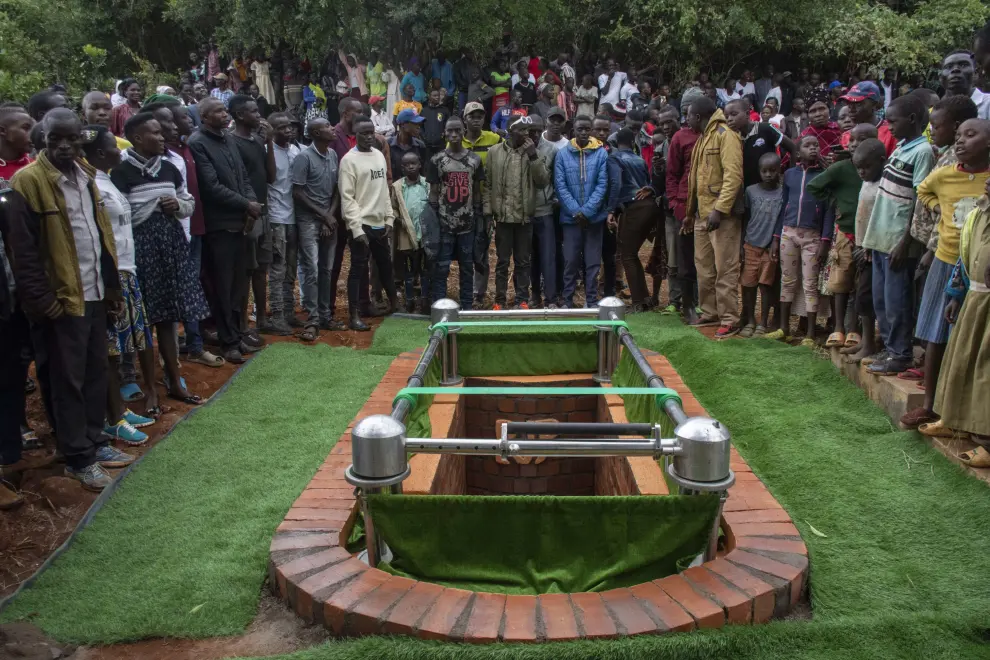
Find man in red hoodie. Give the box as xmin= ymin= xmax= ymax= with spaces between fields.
xmin=664 ymin=89 xmax=704 ymax=324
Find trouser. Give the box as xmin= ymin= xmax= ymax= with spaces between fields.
xmin=473 ymin=215 xmax=492 ymax=301
xmin=602 ymin=223 xmax=618 ymax=297
xmin=780 ymin=226 xmax=822 ymax=313
xmin=0 ymin=309 xmax=30 ymax=465
xmin=872 ymin=250 xmax=917 ymax=361
xmin=397 ymin=248 xmax=431 ymax=303
xmin=494 ymin=222 xmax=533 ymax=305
xmin=665 ymin=214 xmax=682 ymax=306
xmin=34 ymin=302 xmax=109 ymax=470
xmin=694 ymin=214 xmax=741 ymax=326
xmin=184 ymin=234 xmax=204 ymax=354
xmin=330 ymin=233 xmax=370 ymax=319
xmin=269 ymin=223 xmax=299 ymax=320
xmin=678 ymin=228 xmax=698 ymax=308
xmin=458 ymin=91 xmax=468 ymax=114
xmin=204 ymin=229 xmax=248 ymax=352
xmin=620 ymin=200 xmax=660 ymax=305
xmin=529 ymin=214 xmax=558 ymax=305
xmin=435 ymin=229 xmax=474 ymax=308
xmin=562 ymin=222 xmax=605 ymax=308
xmin=348 ymin=227 xmax=395 ymax=312
xmin=297 ymin=219 xmax=337 ymax=324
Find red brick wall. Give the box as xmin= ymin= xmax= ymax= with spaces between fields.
xmin=465 ymin=457 xmax=597 ymax=495
xmin=461 ymin=377 xmax=600 ymax=439
xmin=595 ymin=456 xmax=639 ymax=495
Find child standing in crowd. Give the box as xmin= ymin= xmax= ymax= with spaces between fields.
xmin=393 ymin=83 xmax=422 ymax=117
xmin=429 ymin=116 xmax=485 ymax=308
xmin=81 ymin=126 xmax=158 ymax=445
xmin=768 ymin=135 xmax=831 ymax=346
xmin=575 ymin=74 xmax=599 ymax=119
xmin=861 ymin=94 xmax=935 ymax=374
xmin=808 ymin=122 xmax=877 ymax=347
xmin=739 ymin=152 xmax=783 ymax=337
xmin=929 ymin=175 xmax=990 ymax=465
xmin=422 ymin=89 xmax=452 ymax=159
xmin=844 ymin=138 xmax=887 ymax=362
xmin=392 ymin=151 xmax=432 ymax=313
xmin=902 ymin=118 xmax=990 ymax=429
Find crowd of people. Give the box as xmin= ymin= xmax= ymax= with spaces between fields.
xmin=3 ymin=29 xmax=990 ymax=505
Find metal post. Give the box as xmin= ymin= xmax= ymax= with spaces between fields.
xmin=345 ymin=415 xmax=411 ymax=567
xmin=431 ymin=299 xmax=463 ymax=385
xmin=705 ymin=491 xmax=729 ymax=561
xmin=594 ymin=297 xmax=625 ymax=383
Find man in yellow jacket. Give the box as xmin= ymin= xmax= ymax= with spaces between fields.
xmin=685 ymin=96 xmax=744 ymax=338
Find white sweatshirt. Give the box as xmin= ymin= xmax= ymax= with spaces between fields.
xmin=338 ymin=147 xmax=394 ymax=238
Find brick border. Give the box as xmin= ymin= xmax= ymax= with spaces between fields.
xmin=269 ymin=349 xmax=808 ymax=641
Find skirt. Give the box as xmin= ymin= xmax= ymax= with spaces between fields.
xmin=914 ymin=256 xmax=954 ymax=344
xmin=934 ymin=289 xmax=990 ymax=435
xmin=133 ymin=213 xmax=210 ymax=326
xmin=107 ymin=271 xmax=154 ymax=357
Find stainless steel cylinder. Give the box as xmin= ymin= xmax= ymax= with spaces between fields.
xmin=444 ymin=333 xmax=463 ymax=385
xmin=593 ymin=328 xmax=611 ymax=383
xmin=351 ymin=415 xmax=408 ymax=480
xmin=598 ymin=296 xmax=626 ymax=322
xmin=430 ymin=298 xmax=460 ymax=325
xmin=672 ymin=417 xmax=732 ymax=484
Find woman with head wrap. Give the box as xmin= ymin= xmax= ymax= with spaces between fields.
xmin=800 ymin=86 xmax=842 ymax=163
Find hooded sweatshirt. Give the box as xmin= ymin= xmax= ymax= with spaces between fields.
xmin=552 ymin=137 xmax=610 ymax=224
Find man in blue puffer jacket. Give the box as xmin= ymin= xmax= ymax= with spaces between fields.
xmin=553 ymin=115 xmax=610 ymax=307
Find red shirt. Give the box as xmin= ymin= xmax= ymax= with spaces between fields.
xmin=0 ymin=155 xmax=32 ymax=190
xmin=528 ymin=57 xmax=542 ymax=80
xmin=840 ymin=119 xmax=897 ymax=157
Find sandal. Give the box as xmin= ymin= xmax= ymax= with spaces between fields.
xmin=120 ymin=382 xmax=144 ymax=402
xmin=918 ymin=419 xmax=963 ymax=439
xmin=298 ymin=325 xmax=319 ymax=342
xmin=145 ymin=405 xmax=164 ymax=419
xmin=844 ymin=332 xmax=861 ymax=347
xmin=753 ymin=325 xmax=767 ymax=337
xmin=167 ymin=391 xmax=203 ymax=406
xmin=738 ymin=323 xmax=756 ymax=338
xmin=897 ymin=368 xmax=924 ymax=381
xmin=825 ymin=331 xmax=846 ymax=348
xmin=186 ymin=350 xmax=226 ymax=368
xmin=959 ymin=447 xmax=990 ymax=468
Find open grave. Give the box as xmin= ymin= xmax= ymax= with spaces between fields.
xmin=270 ymin=299 xmax=809 ymax=642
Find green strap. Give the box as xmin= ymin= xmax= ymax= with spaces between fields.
xmin=429 ymin=320 xmax=629 ymax=333
xmin=393 ymin=386 xmax=682 ymax=411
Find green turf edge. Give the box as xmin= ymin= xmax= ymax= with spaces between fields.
xmin=0 ymin=343 xmax=394 ymax=643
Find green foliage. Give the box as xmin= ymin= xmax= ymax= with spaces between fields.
xmin=0 ymin=10 xmax=49 ymax=102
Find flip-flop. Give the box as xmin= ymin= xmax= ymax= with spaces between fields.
xmin=897 ymin=368 xmax=924 ymax=381
xmin=167 ymin=391 xmax=203 ymax=406
xmin=120 ymin=382 xmax=144 ymax=402
xmin=186 ymin=350 xmax=225 ymax=367
xmin=844 ymin=332 xmax=861 ymax=347
xmin=959 ymin=447 xmax=990 ymax=468
xmin=145 ymin=405 xmax=164 ymax=419
xmin=825 ymin=331 xmax=846 ymax=348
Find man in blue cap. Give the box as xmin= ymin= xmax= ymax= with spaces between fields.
xmin=388 ymin=109 xmax=428 ymax=181
xmin=839 ymin=81 xmax=897 ymax=155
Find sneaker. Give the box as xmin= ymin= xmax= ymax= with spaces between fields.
xmin=65 ymin=463 xmax=112 ymax=491
xmin=714 ymin=325 xmax=739 ymax=339
xmin=94 ymin=445 xmax=136 ymax=468
xmin=764 ymin=328 xmax=791 ymax=341
xmin=239 ymin=341 xmax=263 ymax=354
xmin=518 ymin=302 xmax=530 ymax=310
xmin=224 ymin=348 xmax=247 ymax=364
xmin=123 ymin=409 xmax=154 ymax=429
xmin=800 ymin=337 xmax=817 ymax=348
xmin=661 ymin=304 xmax=678 ymax=315
xmin=867 ymin=357 xmax=911 ymax=375
xmin=860 ymin=350 xmax=889 ymax=367
xmin=104 ymin=419 xmax=149 ymax=446
xmin=492 ymin=303 xmax=503 ymax=311
xmin=258 ymin=319 xmax=293 ymax=336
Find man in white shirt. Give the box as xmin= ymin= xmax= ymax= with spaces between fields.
xmin=939 ymin=50 xmax=990 ymax=120
xmin=735 ymin=70 xmax=756 ymax=99
xmin=879 ymin=69 xmax=896 ymax=110
xmin=369 ymin=95 xmax=395 ymax=139
xmin=598 ymin=59 xmax=628 ymax=106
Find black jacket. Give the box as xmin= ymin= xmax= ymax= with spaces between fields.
xmin=420 ymin=105 xmax=451 ymax=149
xmin=187 ymin=128 xmax=257 ymax=233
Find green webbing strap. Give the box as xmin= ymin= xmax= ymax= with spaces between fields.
xmin=392 ymin=386 xmax=682 ymax=411
xmin=428 ymin=319 xmax=629 ymax=333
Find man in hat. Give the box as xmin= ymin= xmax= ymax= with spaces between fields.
xmin=369 ymin=95 xmax=394 ymax=138
xmin=839 ymin=81 xmax=897 ymax=155
xmin=389 ymin=109 xmax=428 ymax=180
xmin=210 ymin=73 xmax=234 ymax=108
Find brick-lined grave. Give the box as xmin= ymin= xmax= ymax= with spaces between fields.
xmin=269 ymin=349 xmax=809 ymax=642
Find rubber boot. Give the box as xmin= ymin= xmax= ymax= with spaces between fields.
xmin=349 ymin=308 xmax=370 ymax=332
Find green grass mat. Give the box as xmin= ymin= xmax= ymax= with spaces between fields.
xmin=5 ymin=314 xmax=990 ymax=660
xmin=0 ymin=344 xmax=392 ymax=643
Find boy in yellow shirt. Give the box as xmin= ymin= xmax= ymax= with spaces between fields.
xmin=902 ymin=118 xmax=990 ymax=428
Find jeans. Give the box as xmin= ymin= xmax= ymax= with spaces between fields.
xmin=473 ymin=215 xmax=492 ymax=301
xmin=397 ymin=248 xmax=431 ymax=304
xmin=269 ymin=223 xmax=299 ymax=320
xmin=348 ymin=227 xmax=395 ymax=312
xmin=435 ymin=229 xmax=474 ymax=308
xmin=561 ymin=221 xmax=605 ymax=308
xmin=872 ymin=250 xmax=917 ymax=361
xmin=184 ymin=234 xmax=204 ymax=353
xmin=529 ymin=214 xmax=558 ymax=305
xmin=494 ymin=222 xmax=533 ymax=305
xmin=665 ymin=214 xmax=682 ymax=306
xmin=602 ymin=223 xmax=618 ymax=297
xmin=297 ymin=219 xmax=338 ymax=324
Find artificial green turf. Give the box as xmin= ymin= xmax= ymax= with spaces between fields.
xmin=6 ymin=314 xmax=990 ymax=659
xmin=0 ymin=344 xmax=393 ymax=642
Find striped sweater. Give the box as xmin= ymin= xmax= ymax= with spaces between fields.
xmin=109 ymin=151 xmax=195 ymax=228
